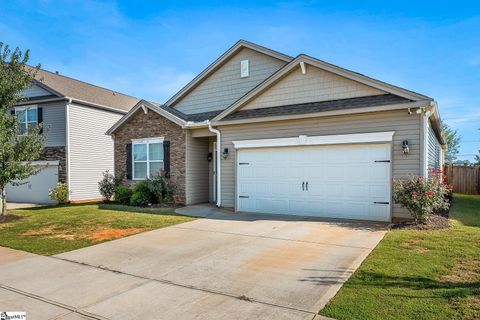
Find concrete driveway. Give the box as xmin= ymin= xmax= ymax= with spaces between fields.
xmin=0 ymin=206 xmax=387 ymax=320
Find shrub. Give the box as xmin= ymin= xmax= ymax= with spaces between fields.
xmin=150 ymin=172 xmax=175 ymax=203
xmin=393 ymin=168 xmax=452 ymax=224
xmin=48 ymin=183 xmax=69 ymax=204
xmin=98 ymin=170 xmax=120 ymax=201
xmin=114 ymin=185 xmax=132 ymax=205
xmin=131 ymin=180 xmax=156 ymax=206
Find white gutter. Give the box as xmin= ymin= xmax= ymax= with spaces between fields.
xmin=65 ymin=98 xmax=72 ymax=201
xmin=207 ymin=121 xmax=221 ymax=207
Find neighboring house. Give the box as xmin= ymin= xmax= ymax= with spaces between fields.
xmin=7 ymin=69 xmax=139 ymax=203
xmin=107 ymin=40 xmax=445 ymax=221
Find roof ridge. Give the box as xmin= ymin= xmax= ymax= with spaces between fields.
xmin=34 ymin=66 xmax=139 ymax=100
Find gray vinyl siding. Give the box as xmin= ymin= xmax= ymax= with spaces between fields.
xmin=218 ymin=110 xmax=422 ymax=219
xmin=242 ymin=65 xmax=385 ymax=110
xmin=68 ymin=103 xmax=123 ymax=201
xmin=41 ymin=102 xmax=67 ymax=147
xmin=172 ymin=48 xmax=287 ymax=114
xmin=427 ymin=122 xmax=441 ymax=169
xmin=21 ymin=84 xmax=52 ymax=98
xmin=185 ymin=132 xmax=210 ymax=204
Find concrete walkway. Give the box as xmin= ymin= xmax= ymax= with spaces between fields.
xmin=0 ymin=206 xmax=387 ymax=319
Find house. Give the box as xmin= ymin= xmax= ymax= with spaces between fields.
xmin=7 ymin=69 xmax=139 ymax=203
xmin=107 ymin=40 xmax=445 ymax=221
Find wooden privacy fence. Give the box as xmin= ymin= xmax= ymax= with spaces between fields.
xmin=444 ymin=165 xmax=480 ymax=195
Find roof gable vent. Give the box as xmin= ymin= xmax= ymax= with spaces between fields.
xmin=240 ymin=60 xmax=249 ymax=78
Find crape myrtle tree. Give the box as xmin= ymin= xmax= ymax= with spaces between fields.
xmin=0 ymin=43 xmax=44 ymax=216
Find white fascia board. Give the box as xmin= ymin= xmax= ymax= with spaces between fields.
xmin=107 ymin=102 xmax=187 ymax=135
xmin=233 ymin=131 xmax=395 ymax=149
xmin=214 ymin=55 xmax=432 ymax=122
xmin=213 ymin=100 xmax=430 ymax=127
xmin=165 ymin=40 xmax=292 ymax=107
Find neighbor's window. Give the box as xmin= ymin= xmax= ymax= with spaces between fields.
xmin=133 ymin=139 xmax=164 ymax=180
xmin=15 ymin=106 xmax=38 ymax=135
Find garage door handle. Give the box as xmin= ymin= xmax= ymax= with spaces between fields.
xmin=302 ymin=182 xmax=305 ymax=191
xmin=239 ymin=195 xmax=249 ymax=198
xmin=306 ymin=181 xmax=308 ymax=191
xmin=374 ymin=201 xmax=389 ymax=204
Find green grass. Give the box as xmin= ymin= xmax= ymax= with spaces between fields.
xmin=321 ymin=194 xmax=480 ymax=320
xmin=0 ymin=203 xmax=195 ymax=255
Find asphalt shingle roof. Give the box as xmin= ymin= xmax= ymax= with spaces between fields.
xmin=31 ymin=68 xmax=140 ymax=112
xmin=221 ymin=94 xmax=411 ymax=121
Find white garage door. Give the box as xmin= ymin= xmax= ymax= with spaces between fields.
xmin=6 ymin=164 xmax=59 ymax=204
xmin=237 ymin=143 xmax=391 ymax=221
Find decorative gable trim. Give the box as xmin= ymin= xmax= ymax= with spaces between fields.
xmin=213 ymin=55 xmax=433 ymax=121
xmin=164 ymin=40 xmax=293 ymax=108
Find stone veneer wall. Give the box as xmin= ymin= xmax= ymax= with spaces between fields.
xmin=113 ymin=109 xmax=186 ymax=204
xmin=39 ymin=146 xmax=67 ymax=183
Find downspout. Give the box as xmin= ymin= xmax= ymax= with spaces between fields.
xmin=207 ymin=121 xmax=221 ymax=207
xmin=65 ymin=98 xmax=72 ymax=201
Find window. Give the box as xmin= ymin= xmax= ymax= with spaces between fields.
xmin=132 ymin=138 xmax=164 ymax=180
xmin=15 ymin=105 xmax=38 ymax=135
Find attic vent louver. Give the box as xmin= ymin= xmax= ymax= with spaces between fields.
xmin=240 ymin=60 xmax=249 ymax=78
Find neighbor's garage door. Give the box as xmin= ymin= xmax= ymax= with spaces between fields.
xmin=237 ymin=143 xmax=391 ymax=221
xmin=6 ymin=165 xmax=59 ymax=204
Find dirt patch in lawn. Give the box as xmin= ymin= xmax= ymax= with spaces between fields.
xmin=392 ymin=215 xmax=451 ymax=230
xmin=23 ymin=227 xmax=76 ymax=240
xmin=23 ymin=227 xmax=56 ymax=236
xmin=440 ymin=259 xmax=480 ymax=284
xmin=0 ymin=214 xmax=23 ymax=223
xmin=90 ymin=228 xmax=144 ymax=242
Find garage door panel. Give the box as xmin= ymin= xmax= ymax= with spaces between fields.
xmin=7 ymin=165 xmax=58 ymax=203
xmin=237 ymin=143 xmax=391 ymax=221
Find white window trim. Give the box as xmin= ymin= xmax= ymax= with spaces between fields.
xmin=132 ymin=137 xmax=165 ymax=180
xmin=232 ymin=131 xmax=395 ymax=149
xmin=15 ymin=105 xmax=38 ymax=135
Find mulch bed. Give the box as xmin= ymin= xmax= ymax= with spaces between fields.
xmin=392 ymin=214 xmax=451 ymax=230
xmin=392 ymin=201 xmax=452 ymax=230
xmin=0 ymin=214 xmax=23 ymax=223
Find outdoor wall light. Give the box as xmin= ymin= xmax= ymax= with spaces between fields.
xmin=402 ymin=140 xmax=410 ymax=155
xmin=222 ymin=148 xmax=229 ymax=160
xmin=207 ymin=152 xmax=213 ymax=162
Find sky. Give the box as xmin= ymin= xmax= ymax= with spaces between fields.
xmin=1 ymin=0 xmax=479 ymax=161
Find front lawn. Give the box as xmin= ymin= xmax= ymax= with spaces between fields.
xmin=321 ymin=194 xmax=480 ymax=320
xmin=0 ymin=204 xmax=194 ymax=255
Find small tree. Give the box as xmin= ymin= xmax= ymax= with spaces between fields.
xmin=441 ymin=122 xmax=461 ymax=164
xmin=0 ymin=43 xmax=44 ymax=216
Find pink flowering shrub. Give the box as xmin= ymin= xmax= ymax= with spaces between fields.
xmin=393 ymin=168 xmax=452 ymax=224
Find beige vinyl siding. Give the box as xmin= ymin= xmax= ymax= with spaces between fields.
xmin=185 ymin=132 xmax=210 ymax=204
xmin=427 ymin=121 xmax=441 ymax=169
xmin=21 ymin=84 xmax=52 ymax=98
xmin=241 ymin=65 xmax=385 ymax=110
xmin=219 ymin=110 xmax=421 ymax=218
xmin=41 ymin=102 xmax=67 ymax=147
xmin=172 ymin=48 xmax=287 ymax=114
xmin=68 ymin=103 xmax=122 ymax=201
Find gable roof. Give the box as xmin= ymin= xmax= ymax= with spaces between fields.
xmin=213 ymin=54 xmax=433 ymax=121
xmin=164 ymin=40 xmax=293 ymax=108
xmin=26 ymin=67 xmax=140 ymax=113
xmin=107 ymin=100 xmax=188 ymax=135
